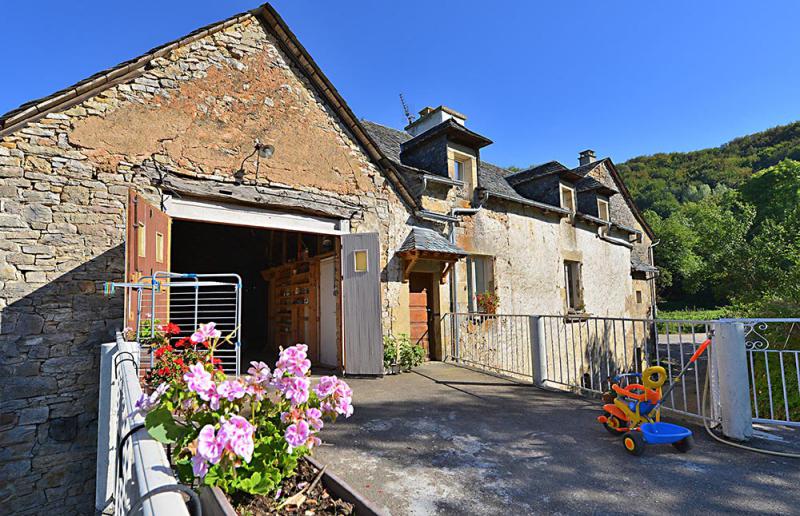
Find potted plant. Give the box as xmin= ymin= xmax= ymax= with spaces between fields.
xmin=134 ymin=322 xmax=366 ymax=514
xmin=383 ymin=335 xmax=401 ymax=375
xmin=476 ymin=292 xmax=500 ymax=315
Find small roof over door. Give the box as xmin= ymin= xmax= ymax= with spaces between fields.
xmin=397 ymin=227 xmax=467 ymax=283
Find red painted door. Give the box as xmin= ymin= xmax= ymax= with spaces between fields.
xmin=125 ymin=189 xmax=171 ymax=329
xmin=408 ymin=273 xmax=433 ymax=356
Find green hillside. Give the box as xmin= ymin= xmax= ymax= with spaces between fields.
xmin=616 ymin=121 xmax=800 ymax=314
xmin=618 ymin=121 xmax=800 ymax=218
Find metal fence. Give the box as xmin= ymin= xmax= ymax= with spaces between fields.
xmin=741 ymin=319 xmax=800 ymax=427
xmin=442 ymin=313 xmax=534 ymax=382
xmin=443 ymin=313 xmax=714 ymax=421
xmin=134 ymin=272 xmax=242 ymax=376
xmin=95 ymin=334 xmax=193 ymax=515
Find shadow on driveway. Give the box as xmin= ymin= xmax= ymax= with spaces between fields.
xmin=314 ymin=362 xmax=799 ymax=515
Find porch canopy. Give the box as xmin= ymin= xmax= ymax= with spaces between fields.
xmin=397 ymin=226 xmax=468 ymax=282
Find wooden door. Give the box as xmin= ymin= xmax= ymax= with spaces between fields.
xmin=125 ymin=189 xmax=171 ymax=328
xmin=408 ymin=273 xmax=433 ymax=357
xmin=340 ymin=233 xmax=383 ymax=375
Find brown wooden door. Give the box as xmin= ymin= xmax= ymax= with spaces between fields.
xmin=409 ymin=272 xmax=433 ymax=357
xmin=125 ymin=189 xmax=171 ymax=328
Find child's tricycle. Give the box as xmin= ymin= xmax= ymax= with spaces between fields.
xmin=597 ymin=338 xmax=711 ymax=456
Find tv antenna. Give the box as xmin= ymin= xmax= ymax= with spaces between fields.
xmin=399 ymin=93 xmax=414 ymax=125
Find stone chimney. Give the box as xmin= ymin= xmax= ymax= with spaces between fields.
xmin=579 ymin=149 xmax=596 ymax=166
xmin=405 ymin=105 xmax=467 ymax=137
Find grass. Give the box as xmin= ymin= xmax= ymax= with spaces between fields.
xmin=656 ymin=305 xmax=733 ymax=321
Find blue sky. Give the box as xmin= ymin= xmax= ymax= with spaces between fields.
xmin=3 ymin=1 xmax=800 ymax=168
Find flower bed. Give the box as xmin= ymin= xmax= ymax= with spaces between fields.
xmin=133 ymin=321 xmax=360 ymax=512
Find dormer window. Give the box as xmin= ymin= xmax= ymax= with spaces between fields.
xmin=560 ymin=183 xmax=576 ymax=213
xmin=453 ymin=157 xmax=466 ymax=182
xmin=597 ymin=198 xmax=610 ymax=222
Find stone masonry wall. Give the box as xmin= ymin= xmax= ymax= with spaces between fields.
xmin=0 ymin=16 xmax=412 ymax=514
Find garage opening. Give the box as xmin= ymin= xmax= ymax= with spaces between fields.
xmin=171 ymin=219 xmax=340 ymax=368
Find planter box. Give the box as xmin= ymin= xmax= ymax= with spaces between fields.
xmin=198 ymin=456 xmax=384 ymax=516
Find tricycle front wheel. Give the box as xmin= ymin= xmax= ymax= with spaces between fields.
xmin=672 ymin=435 xmax=694 ymax=453
xmin=622 ymin=431 xmax=646 ymax=456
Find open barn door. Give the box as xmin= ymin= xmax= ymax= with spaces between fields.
xmin=125 ymin=189 xmax=171 ymax=328
xmin=340 ymin=233 xmax=383 ymax=375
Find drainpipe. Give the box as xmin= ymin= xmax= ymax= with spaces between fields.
xmin=648 ymin=240 xmax=660 ymax=319
xmin=447 ymin=198 xmax=484 ymax=360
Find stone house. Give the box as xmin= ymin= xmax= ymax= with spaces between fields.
xmin=0 ymin=3 xmax=656 ymax=513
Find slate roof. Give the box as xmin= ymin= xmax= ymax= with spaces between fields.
xmin=398 ymin=227 xmax=468 ymax=256
xmin=505 ymin=161 xmax=568 ymax=185
xmin=362 ymin=119 xmax=536 ymax=205
xmin=631 ymin=256 xmax=659 ymax=273
xmin=576 ymin=176 xmax=618 ymax=195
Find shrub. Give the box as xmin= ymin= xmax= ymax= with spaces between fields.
xmin=383 ymin=333 xmax=424 ymax=371
xmin=134 ymin=322 xmax=353 ymax=496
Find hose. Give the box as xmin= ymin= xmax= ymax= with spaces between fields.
xmin=700 ymin=358 xmax=800 ymax=459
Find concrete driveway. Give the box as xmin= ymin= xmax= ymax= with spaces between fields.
xmin=314 ymin=362 xmax=799 ymax=515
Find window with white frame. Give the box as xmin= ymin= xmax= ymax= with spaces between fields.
xmin=560 ymin=184 xmax=576 ymax=213
xmin=597 ymin=197 xmax=610 ymax=222
xmin=466 ymin=255 xmax=495 ymax=312
xmin=564 ymin=260 xmax=583 ymax=311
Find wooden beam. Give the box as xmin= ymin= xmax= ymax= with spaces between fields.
xmin=440 ymin=261 xmax=454 ymax=284
xmin=403 ymin=252 xmax=419 ymax=282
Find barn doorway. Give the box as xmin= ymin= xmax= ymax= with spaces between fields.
xmin=171 ymin=219 xmax=339 ymax=368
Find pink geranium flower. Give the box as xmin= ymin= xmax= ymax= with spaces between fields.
xmin=191 ymin=322 xmax=221 ymax=343
xmin=184 ymin=363 xmax=213 ymax=394
xmin=314 ymin=375 xmax=338 ymax=398
xmin=306 ymin=408 xmax=324 ymax=432
xmin=217 ymin=380 xmax=245 ymax=402
xmin=219 ymin=416 xmax=255 ymax=462
xmin=275 ymin=344 xmax=311 ymax=377
xmin=247 ymin=361 xmax=272 ymax=384
xmin=284 ymin=419 xmax=310 ymax=452
xmin=197 ymin=424 xmax=224 ymax=464
xmin=275 ymin=375 xmax=310 ymax=406
xmin=132 ymin=382 xmax=169 ymax=417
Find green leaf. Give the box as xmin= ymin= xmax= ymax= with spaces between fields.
xmin=144 ymin=406 xmax=188 ymax=444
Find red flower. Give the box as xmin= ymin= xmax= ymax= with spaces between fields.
xmin=158 ymin=367 xmax=169 ymax=375
xmin=154 ymin=345 xmax=172 ymax=358
xmin=162 ymin=322 xmax=181 ymax=336
xmin=174 ymin=337 xmax=191 ymax=349
xmin=212 ymin=357 xmax=222 ymax=365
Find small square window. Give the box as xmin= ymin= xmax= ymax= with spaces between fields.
xmin=354 ymin=250 xmax=368 ymax=272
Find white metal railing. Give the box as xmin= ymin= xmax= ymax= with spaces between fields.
xmin=442 ymin=313 xmax=534 ymax=382
xmin=738 ymin=319 xmax=800 ymax=427
xmin=444 ymin=313 xmax=713 ymax=422
xmin=95 ymin=333 xmax=194 ymax=515
xmin=132 ymin=271 xmax=242 ymax=376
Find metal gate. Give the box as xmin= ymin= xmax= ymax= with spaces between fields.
xmin=116 ymin=272 xmax=243 ymax=376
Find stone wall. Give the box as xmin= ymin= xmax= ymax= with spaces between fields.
xmin=0 ymin=16 xmax=411 ymax=514
xmin=452 ymin=200 xmax=647 ymax=319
